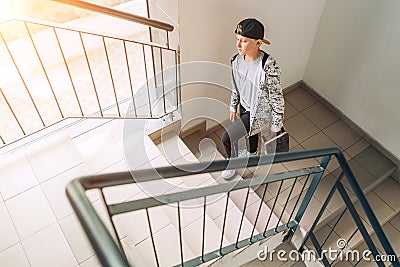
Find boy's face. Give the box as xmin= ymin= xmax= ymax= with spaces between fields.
xmin=236 ymin=34 xmax=261 ymax=56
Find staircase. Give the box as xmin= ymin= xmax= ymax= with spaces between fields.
xmin=0 ymin=2 xmax=399 ymax=267
xmin=1 ymin=110 xmax=398 ymax=266
xmin=178 ymin=86 xmax=400 ymax=267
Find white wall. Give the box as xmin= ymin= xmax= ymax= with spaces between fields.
xmin=304 ymin=0 xmax=400 ymax=159
xmin=178 ymin=0 xmax=326 ymax=129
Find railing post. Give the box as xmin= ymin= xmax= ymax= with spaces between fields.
xmin=287 ymin=155 xmax=331 ymax=242
xmin=336 ymin=152 xmax=399 ymax=267
xmin=0 ymin=31 xmax=46 ymax=127
xmin=25 ymin=22 xmax=64 ymax=119
xmin=122 ymin=41 xmax=137 ymax=117
xmin=53 ymin=27 xmax=85 ymax=117
xmin=79 ymin=32 xmax=103 ymax=117
xmin=0 ymin=134 xmax=5 ymax=145
xmin=337 ymin=182 xmax=385 ymax=267
xmin=0 ymin=87 xmax=26 ymax=135
xmin=66 ymin=180 xmax=129 ymax=267
xmin=102 ymin=36 xmax=120 ymax=117
xmin=142 ymin=44 xmax=153 ymax=118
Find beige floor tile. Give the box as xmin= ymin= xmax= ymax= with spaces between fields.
xmin=287 ymin=134 xmax=300 ymax=150
xmin=284 ymin=87 xmax=317 ymax=111
xmin=313 ymin=223 xmax=341 ymax=250
xmin=329 ymin=209 xmax=371 ymax=244
xmin=207 ymin=132 xmax=226 ymax=156
xmin=345 ymin=139 xmax=370 ymax=158
xmin=6 ymin=186 xmax=57 ymax=240
xmin=158 ymin=133 xmax=193 ymax=163
xmin=299 ymin=196 xmax=326 ymax=230
xmin=254 ymin=184 xmax=275 ymax=203
xmin=42 ymin=163 xmax=91 ymax=220
xmin=0 ymin=152 xmax=39 ymax=200
xmin=355 ymin=192 xmax=395 ymax=226
xmin=371 ymin=222 xmax=400 ymax=257
xmin=79 ymin=255 xmax=102 ymax=267
xmin=285 ymin=113 xmax=320 ymax=143
xmin=372 ymin=177 xmax=400 ymax=211
xmin=0 ymin=202 xmax=20 ymax=251
xmin=264 ymin=196 xmax=286 ymax=225
xmin=22 ymin=223 xmax=77 ymax=267
xmin=323 ymin=121 xmax=362 ymax=151
xmin=302 ymin=131 xmax=337 ymax=151
xmin=0 ymin=243 xmax=30 ymax=267
xmin=389 ymin=212 xmax=400 ymax=231
xmin=59 ymin=213 xmax=95 ymax=263
xmin=267 ymin=178 xmax=297 ymax=197
xmin=280 ymin=192 xmax=303 ymax=223
xmin=333 ymin=261 xmax=353 ymax=267
xmin=284 ymin=101 xmax=299 ymax=120
xmin=340 ymin=159 xmax=376 ymax=192
xmin=181 ymin=132 xmax=203 ymax=156
xmin=353 ymin=146 xmax=395 ymax=179
xmin=313 ymin=174 xmax=343 ymax=209
xmin=26 ymin=135 xmax=84 ymax=182
xmin=270 ymin=177 xmax=302 ymax=200
xmin=242 ymin=258 xmax=265 ymax=267
xmin=325 ymin=189 xmax=355 ymax=215
xmin=353 ymin=258 xmax=390 ymax=267
xmin=302 ymin=102 xmax=339 ymax=130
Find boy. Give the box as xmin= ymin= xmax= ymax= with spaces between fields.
xmin=221 ymin=18 xmax=285 ymax=179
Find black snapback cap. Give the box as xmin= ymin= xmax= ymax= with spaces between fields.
xmin=235 ymin=18 xmax=270 ymax=45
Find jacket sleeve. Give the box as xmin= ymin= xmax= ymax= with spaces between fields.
xmin=230 ymin=61 xmax=240 ymax=113
xmin=264 ymin=56 xmax=284 ymax=132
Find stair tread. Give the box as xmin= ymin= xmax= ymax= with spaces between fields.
xmin=312 ymin=188 xmax=399 ymax=253
xmin=177 ymin=133 xmax=283 ymax=236
xmin=156 ymin=134 xmax=261 ymax=242
xmin=353 ymin=146 xmax=396 ymax=179
xmin=134 ymin=223 xmax=195 ymax=267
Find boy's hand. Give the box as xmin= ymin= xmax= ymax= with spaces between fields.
xmin=269 ymin=129 xmax=278 ymax=137
xmin=230 ymin=112 xmax=237 ymax=122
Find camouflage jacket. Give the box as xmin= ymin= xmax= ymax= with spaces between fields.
xmin=230 ymin=52 xmax=284 ymax=136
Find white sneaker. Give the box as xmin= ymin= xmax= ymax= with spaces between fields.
xmin=238 ymin=149 xmax=258 ymax=158
xmin=221 ymin=169 xmax=236 ymax=179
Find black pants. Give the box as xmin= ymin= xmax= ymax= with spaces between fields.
xmin=221 ymin=105 xmax=259 ymax=158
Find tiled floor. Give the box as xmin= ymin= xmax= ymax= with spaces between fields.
xmin=181 ymin=85 xmax=400 ymax=263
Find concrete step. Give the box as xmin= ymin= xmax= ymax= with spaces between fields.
xmin=312 ymin=145 xmax=397 ymax=228
xmin=74 ymin=130 xmax=202 ymax=266
xmin=155 ymin=133 xmax=258 ymax=252
xmin=174 ymin=132 xmax=290 ymax=265
xmin=309 ymin=177 xmax=400 ymax=263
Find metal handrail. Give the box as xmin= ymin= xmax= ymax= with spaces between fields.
xmin=50 ymin=0 xmax=174 ymax=32
xmin=66 ymin=148 xmax=400 ymax=267
xmin=0 ymin=17 xmax=179 ymax=147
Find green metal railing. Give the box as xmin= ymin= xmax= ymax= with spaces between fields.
xmin=66 ymin=148 xmax=399 ymax=267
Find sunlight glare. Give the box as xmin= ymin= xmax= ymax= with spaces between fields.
xmin=0 ymin=0 xmax=28 ymax=20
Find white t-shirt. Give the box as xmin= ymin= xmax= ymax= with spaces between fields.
xmin=232 ymin=52 xmax=264 ymax=112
